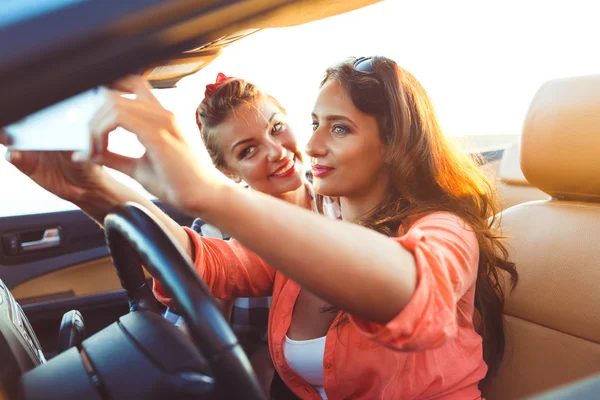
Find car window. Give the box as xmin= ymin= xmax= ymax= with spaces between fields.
xmin=2 ymin=0 xmax=599 ymax=217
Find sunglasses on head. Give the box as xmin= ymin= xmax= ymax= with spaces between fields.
xmin=352 ymin=56 xmax=374 ymax=72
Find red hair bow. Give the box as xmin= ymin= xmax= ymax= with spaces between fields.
xmin=204 ymin=72 xmax=232 ymax=98
xmin=197 ymin=73 xmax=233 ymax=131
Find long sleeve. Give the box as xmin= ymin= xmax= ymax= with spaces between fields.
xmin=153 ymin=227 xmax=276 ymax=307
xmin=349 ymin=212 xmax=480 ymax=351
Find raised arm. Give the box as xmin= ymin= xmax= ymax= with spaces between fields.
xmin=86 ymin=76 xmax=418 ymax=325
xmin=195 ymin=185 xmax=417 ymax=324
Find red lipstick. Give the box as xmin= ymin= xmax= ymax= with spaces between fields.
xmin=311 ymin=164 xmax=335 ymax=178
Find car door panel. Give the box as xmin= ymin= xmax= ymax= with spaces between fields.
xmin=0 ymin=201 xmax=192 ymax=358
xmin=12 ymin=256 xmax=124 ymax=304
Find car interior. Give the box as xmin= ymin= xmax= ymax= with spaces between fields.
xmin=484 ymin=74 xmax=600 ymax=400
xmin=482 ymin=141 xmax=549 ymax=210
xmin=0 ymin=1 xmax=599 ymax=399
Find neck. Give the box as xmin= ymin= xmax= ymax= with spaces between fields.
xmin=340 ymin=176 xmax=389 ymax=223
xmin=280 ymin=182 xmax=312 ymax=210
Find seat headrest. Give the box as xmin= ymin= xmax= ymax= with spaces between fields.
xmin=521 ymin=75 xmax=600 ymax=201
xmin=499 ymin=142 xmax=532 ymax=186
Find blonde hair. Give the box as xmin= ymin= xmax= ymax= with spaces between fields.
xmin=196 ymin=78 xmax=286 ymax=169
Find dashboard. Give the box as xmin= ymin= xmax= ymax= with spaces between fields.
xmin=0 ymin=278 xmax=44 ymax=395
xmin=0 ymin=273 xmax=216 ymax=399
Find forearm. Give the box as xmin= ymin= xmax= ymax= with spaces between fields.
xmin=196 ymin=186 xmax=417 ymax=324
xmin=76 ymin=170 xmax=192 ymax=257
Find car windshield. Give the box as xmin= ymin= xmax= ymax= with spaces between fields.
xmin=2 ymin=0 xmax=599 ymax=217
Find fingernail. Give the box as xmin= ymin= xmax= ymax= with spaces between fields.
xmin=5 ymin=150 xmax=19 ymax=163
xmin=71 ymin=151 xmax=86 ymax=162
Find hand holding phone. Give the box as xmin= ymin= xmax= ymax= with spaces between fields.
xmin=3 ymin=87 xmax=110 ymax=158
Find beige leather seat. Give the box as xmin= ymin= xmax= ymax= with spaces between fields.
xmin=496 ymin=141 xmax=548 ymax=209
xmin=485 ymin=75 xmax=600 ymax=399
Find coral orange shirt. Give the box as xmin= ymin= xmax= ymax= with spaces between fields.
xmin=154 ymin=212 xmax=487 ymax=399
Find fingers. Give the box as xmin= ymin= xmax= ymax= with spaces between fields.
xmin=91 ymin=151 xmax=138 ymax=178
xmin=0 ymin=129 xmax=14 ymax=146
xmin=4 ymin=149 xmax=15 ymax=163
xmin=84 ymin=93 xmax=162 ymax=178
xmin=89 ymin=96 xmax=158 ymax=158
xmin=82 ymin=81 xmax=189 ymax=185
xmin=1 ymin=129 xmax=27 ymax=172
xmin=4 ymin=149 xmax=39 ymax=176
xmin=1 ymin=129 xmax=16 ymax=165
xmin=109 ymin=75 xmax=161 ymax=106
xmin=88 ymin=91 xmax=183 ymax=159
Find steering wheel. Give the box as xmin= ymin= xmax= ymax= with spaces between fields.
xmin=104 ymin=202 xmax=264 ymax=400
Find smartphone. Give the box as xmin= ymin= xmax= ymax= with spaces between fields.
xmin=4 ymin=87 xmax=110 ymax=157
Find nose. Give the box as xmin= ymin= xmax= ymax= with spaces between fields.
xmin=266 ymin=140 xmax=286 ymax=162
xmin=305 ymin=126 xmax=328 ymax=159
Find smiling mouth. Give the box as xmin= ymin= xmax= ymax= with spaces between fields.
xmin=269 ymin=157 xmax=296 ymax=178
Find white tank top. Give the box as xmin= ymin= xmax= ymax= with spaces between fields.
xmin=283 ymin=335 xmax=328 ymax=399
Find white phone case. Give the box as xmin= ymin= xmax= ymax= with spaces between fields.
xmin=5 ymin=87 xmax=109 ymax=157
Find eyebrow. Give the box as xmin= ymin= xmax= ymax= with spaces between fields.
xmin=266 ymin=112 xmax=279 ymax=128
xmin=311 ymin=113 xmax=358 ymax=129
xmin=231 ymin=112 xmax=280 ymax=151
xmin=231 ymin=138 xmax=253 ymax=152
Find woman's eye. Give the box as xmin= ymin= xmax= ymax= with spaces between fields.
xmin=271 ymin=122 xmax=286 ymax=135
xmin=239 ymin=146 xmax=256 ymax=159
xmin=332 ymin=124 xmax=349 ymax=136
xmin=311 ymin=121 xmax=318 ymax=132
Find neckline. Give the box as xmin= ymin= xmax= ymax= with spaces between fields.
xmin=284 ymin=334 xmax=327 ymax=345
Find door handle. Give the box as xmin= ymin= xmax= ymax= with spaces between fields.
xmin=20 ymin=228 xmax=61 ymax=252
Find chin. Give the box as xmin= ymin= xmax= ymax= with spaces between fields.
xmin=272 ymin=174 xmax=303 ymax=195
xmin=311 ymin=180 xmax=339 ymax=198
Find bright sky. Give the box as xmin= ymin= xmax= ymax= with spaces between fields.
xmin=162 ymin=0 xmax=600 ymax=153
xmin=2 ymin=0 xmax=600 ymax=216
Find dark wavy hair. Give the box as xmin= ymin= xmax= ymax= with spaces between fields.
xmin=319 ymin=56 xmax=518 ymax=381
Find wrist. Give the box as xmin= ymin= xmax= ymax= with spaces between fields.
xmin=75 ymin=170 xmax=122 ymax=223
xmin=184 ymin=179 xmax=236 ymax=222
